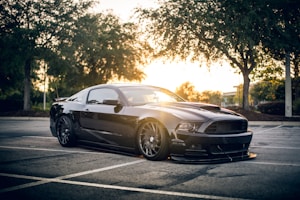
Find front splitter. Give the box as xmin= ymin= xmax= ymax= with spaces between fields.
xmin=170 ymin=152 xmax=257 ymax=164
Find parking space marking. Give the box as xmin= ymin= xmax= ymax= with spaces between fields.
xmin=0 ymin=145 xmax=108 ymax=155
xmin=0 ymin=159 xmax=145 ymax=193
xmin=1 ymin=124 xmax=299 ymax=200
xmin=0 ymin=173 xmax=250 ymax=200
xmin=57 ymin=159 xmax=145 ymax=180
xmin=250 ymin=145 xmax=300 ymax=150
xmin=252 ymin=125 xmax=282 ymax=134
xmin=56 ymin=179 xmax=250 ymax=200
xmin=22 ymin=136 xmax=56 ymax=139
xmin=246 ymin=161 xmax=300 ymax=167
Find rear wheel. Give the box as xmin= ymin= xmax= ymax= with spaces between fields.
xmin=137 ymin=120 xmax=169 ymax=161
xmin=56 ymin=116 xmax=76 ymax=147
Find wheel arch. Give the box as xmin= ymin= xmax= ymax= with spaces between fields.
xmin=50 ymin=107 xmax=77 ymax=137
xmin=135 ymin=117 xmax=171 ymax=160
xmin=137 ymin=117 xmax=170 ymax=138
xmin=55 ymin=114 xmax=77 ymax=147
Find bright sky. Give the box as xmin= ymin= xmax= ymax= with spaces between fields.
xmin=93 ymin=0 xmax=242 ymax=93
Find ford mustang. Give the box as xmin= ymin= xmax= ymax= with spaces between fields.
xmin=50 ymin=83 xmax=256 ymax=163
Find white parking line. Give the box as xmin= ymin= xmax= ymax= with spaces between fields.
xmin=246 ymin=161 xmax=300 ymax=167
xmin=55 ymin=179 xmax=251 ymax=200
xmin=0 ymin=159 xmax=145 ymax=193
xmin=250 ymin=145 xmax=300 ymax=150
xmin=0 ymin=145 xmax=106 ymax=155
xmin=253 ymin=125 xmax=282 ymax=134
xmin=57 ymin=160 xmax=145 ymax=180
xmin=0 ymin=144 xmax=298 ymax=199
xmin=0 ymin=145 xmax=252 ymax=200
xmin=22 ymin=136 xmax=56 ymax=139
xmin=0 ymin=172 xmax=251 ymax=200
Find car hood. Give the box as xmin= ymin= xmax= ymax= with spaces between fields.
xmin=143 ymin=102 xmax=246 ymax=121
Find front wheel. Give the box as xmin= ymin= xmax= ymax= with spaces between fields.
xmin=137 ymin=120 xmax=169 ymax=161
xmin=56 ymin=115 xmax=76 ymax=147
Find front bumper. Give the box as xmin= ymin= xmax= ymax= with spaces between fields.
xmin=169 ymin=131 xmax=256 ymax=163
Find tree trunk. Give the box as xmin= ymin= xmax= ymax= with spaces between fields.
xmin=242 ymin=73 xmax=250 ymax=110
xmin=23 ymin=59 xmax=31 ymax=111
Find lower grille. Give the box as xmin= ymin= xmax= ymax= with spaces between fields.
xmin=205 ymin=120 xmax=248 ymax=134
xmin=209 ymin=143 xmax=249 ymax=155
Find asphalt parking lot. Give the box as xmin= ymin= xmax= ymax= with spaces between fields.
xmin=0 ymin=118 xmax=299 ymax=200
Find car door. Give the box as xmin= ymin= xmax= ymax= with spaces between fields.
xmin=79 ymin=88 xmax=137 ymax=148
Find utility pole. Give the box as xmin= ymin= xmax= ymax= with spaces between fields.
xmin=43 ymin=63 xmax=47 ymax=110
xmin=285 ymin=52 xmax=292 ymax=117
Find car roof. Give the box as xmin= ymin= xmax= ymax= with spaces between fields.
xmin=87 ymin=83 xmax=162 ymax=90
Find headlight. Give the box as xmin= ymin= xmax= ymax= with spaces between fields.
xmin=176 ymin=122 xmax=202 ymax=133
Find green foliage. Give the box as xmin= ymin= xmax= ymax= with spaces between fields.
xmin=250 ymin=80 xmax=284 ymax=104
xmin=137 ymin=0 xmax=268 ymax=110
xmin=137 ymin=0 xmax=299 ymax=110
xmin=261 ymin=0 xmax=300 ymax=79
xmin=0 ymin=29 xmax=26 ymax=100
xmin=257 ymin=101 xmax=285 ymax=115
xmin=0 ymin=0 xmax=94 ymax=110
xmin=261 ymin=0 xmax=300 ymax=59
xmin=293 ymin=99 xmax=300 ymax=115
xmin=250 ymin=77 xmax=300 ymax=115
xmin=250 ymin=77 xmax=300 ymax=105
xmin=1 ymin=0 xmax=150 ymax=109
xmin=48 ymin=13 xmax=151 ymax=98
xmin=250 ymin=50 xmax=284 ymax=81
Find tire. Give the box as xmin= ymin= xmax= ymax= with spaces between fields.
xmin=137 ymin=120 xmax=169 ymax=161
xmin=56 ymin=115 xmax=76 ymax=147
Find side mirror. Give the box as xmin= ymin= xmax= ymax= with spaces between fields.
xmin=103 ymin=99 xmax=123 ymax=113
xmin=103 ymin=99 xmax=120 ymax=106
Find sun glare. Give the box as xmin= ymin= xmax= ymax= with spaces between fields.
xmin=141 ymin=60 xmax=241 ymax=93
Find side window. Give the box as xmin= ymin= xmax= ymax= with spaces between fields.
xmin=87 ymin=88 xmax=118 ymax=104
xmin=68 ymin=91 xmax=84 ymax=103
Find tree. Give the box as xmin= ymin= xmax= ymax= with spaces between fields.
xmin=261 ymin=0 xmax=299 ymax=77
xmin=0 ymin=33 xmax=24 ymax=100
xmin=47 ymin=13 xmax=151 ymax=97
xmin=261 ymin=0 xmax=299 ymax=116
xmin=0 ymin=0 xmax=93 ymax=110
xmin=199 ymin=91 xmax=222 ymax=106
xmin=137 ymin=0 xmax=294 ymax=110
xmin=175 ymin=82 xmax=222 ymax=105
xmin=250 ymin=80 xmax=283 ymax=104
xmin=250 ymin=49 xmax=284 ymax=81
xmin=175 ymin=82 xmax=199 ymax=101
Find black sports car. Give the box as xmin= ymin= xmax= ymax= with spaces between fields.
xmin=50 ymin=83 xmax=256 ymax=163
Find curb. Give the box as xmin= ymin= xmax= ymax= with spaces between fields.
xmin=0 ymin=117 xmax=49 ymax=121
xmin=0 ymin=117 xmax=298 ymax=126
xmin=249 ymin=121 xmax=300 ymax=126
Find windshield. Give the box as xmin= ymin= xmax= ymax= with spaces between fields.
xmin=120 ymin=86 xmax=185 ymax=105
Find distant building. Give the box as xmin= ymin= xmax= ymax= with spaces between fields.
xmin=221 ymin=91 xmax=237 ymax=107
